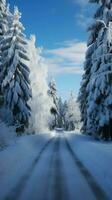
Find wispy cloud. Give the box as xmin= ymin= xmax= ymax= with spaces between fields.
xmin=46 ymin=63 xmax=84 ymax=75
xmin=75 ymin=0 xmax=88 ymax=7
xmin=43 ymin=40 xmax=87 ymax=76
xmin=73 ymin=0 xmax=93 ymax=29
xmin=76 ymin=13 xmax=92 ymax=29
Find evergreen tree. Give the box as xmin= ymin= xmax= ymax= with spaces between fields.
xmin=87 ymin=0 xmax=112 ymax=139
xmin=0 ymin=0 xmax=8 ymax=39
xmin=79 ymin=0 xmax=112 ymax=139
xmin=57 ymin=97 xmax=64 ymax=128
xmin=78 ymin=0 xmax=105 ymax=134
xmin=64 ymin=92 xmax=80 ymax=131
xmin=27 ymin=35 xmax=52 ymax=133
xmin=0 ymin=0 xmax=8 ymax=107
xmin=48 ymin=79 xmax=59 ymax=129
xmin=63 ymin=100 xmax=68 ymax=129
xmin=0 ymin=7 xmax=31 ymax=131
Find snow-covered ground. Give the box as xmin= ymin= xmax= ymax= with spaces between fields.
xmin=67 ymin=132 xmax=112 ymax=199
xmin=0 ymin=120 xmax=16 ymax=150
xmin=0 ymin=131 xmax=111 ymax=200
xmin=0 ymin=132 xmax=51 ymax=200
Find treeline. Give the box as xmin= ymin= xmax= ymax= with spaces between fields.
xmin=48 ymin=80 xmax=80 ymax=131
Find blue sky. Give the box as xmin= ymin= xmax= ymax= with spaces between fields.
xmin=9 ymin=0 xmax=96 ymax=99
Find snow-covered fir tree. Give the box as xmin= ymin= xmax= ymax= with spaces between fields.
xmin=0 ymin=0 xmax=9 ymax=107
xmin=63 ymin=100 xmax=68 ymax=128
xmin=27 ymin=35 xmax=52 ymax=133
xmin=48 ymin=79 xmax=59 ymax=129
xmin=0 ymin=0 xmax=8 ymax=40
xmin=0 ymin=7 xmax=31 ymax=131
xmin=57 ymin=97 xmax=64 ymax=128
xmin=64 ymin=92 xmax=80 ymax=131
xmin=78 ymin=0 xmax=105 ymax=134
xmin=88 ymin=0 xmax=112 ymax=139
xmin=79 ymin=0 xmax=112 ymax=139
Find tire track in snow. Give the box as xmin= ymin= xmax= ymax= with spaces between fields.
xmin=4 ymin=137 xmax=54 ymax=200
xmin=65 ymin=137 xmax=109 ymax=200
xmin=47 ymin=136 xmax=69 ymax=200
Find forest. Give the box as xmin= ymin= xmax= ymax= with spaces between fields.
xmin=0 ymin=1 xmax=112 ymax=200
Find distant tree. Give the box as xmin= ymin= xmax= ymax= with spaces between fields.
xmin=63 ymin=100 xmax=68 ymax=129
xmin=48 ymin=79 xmax=59 ymax=129
xmin=57 ymin=97 xmax=64 ymax=128
xmin=64 ymin=92 xmax=80 ymax=131
xmin=1 ymin=7 xmax=31 ymax=132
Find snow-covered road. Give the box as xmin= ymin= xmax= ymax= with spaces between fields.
xmin=0 ymin=132 xmax=110 ymax=200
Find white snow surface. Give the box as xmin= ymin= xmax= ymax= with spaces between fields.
xmin=0 ymin=132 xmax=51 ymax=199
xmin=0 ymin=120 xmax=16 ymax=149
xmin=67 ymin=132 xmax=112 ymax=198
xmin=0 ymin=131 xmax=112 ymax=199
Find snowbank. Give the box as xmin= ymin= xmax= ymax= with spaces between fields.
xmin=0 ymin=120 xmax=16 ymax=149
